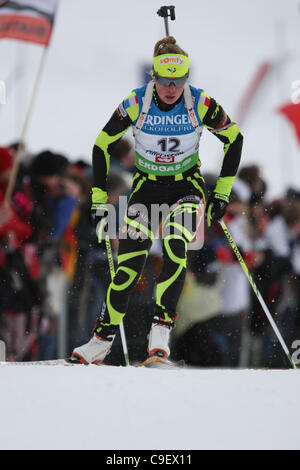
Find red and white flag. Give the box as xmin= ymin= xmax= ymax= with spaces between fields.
xmin=0 ymin=0 xmax=58 ymax=46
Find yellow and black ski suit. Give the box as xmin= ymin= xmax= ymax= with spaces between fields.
xmin=92 ymin=83 xmax=243 ymax=334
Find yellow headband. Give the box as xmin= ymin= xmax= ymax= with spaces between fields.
xmin=153 ymin=53 xmax=189 ymax=78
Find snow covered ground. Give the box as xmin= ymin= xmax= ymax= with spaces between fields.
xmin=0 ymin=365 xmax=300 ymax=450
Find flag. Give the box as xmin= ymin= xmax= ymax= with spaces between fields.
xmin=0 ymin=0 xmax=58 ymax=46
xmin=235 ymin=62 xmax=272 ymax=125
xmin=278 ymin=102 xmax=300 ymax=146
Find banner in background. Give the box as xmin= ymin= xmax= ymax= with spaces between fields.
xmin=0 ymin=0 xmax=58 ymax=46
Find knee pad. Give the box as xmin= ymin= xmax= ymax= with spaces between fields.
xmin=162 ymin=200 xmax=201 ymax=243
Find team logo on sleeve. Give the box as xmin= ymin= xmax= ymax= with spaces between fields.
xmin=117 ymin=102 xmax=128 ymax=118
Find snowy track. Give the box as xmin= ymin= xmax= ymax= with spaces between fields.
xmin=1 ymin=365 xmax=299 ymax=450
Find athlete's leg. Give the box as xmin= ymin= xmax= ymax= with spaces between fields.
xmin=72 ymin=173 xmax=155 ymax=363
xmin=148 ymin=191 xmax=205 ymax=358
xmin=95 ymin=235 xmax=152 ymax=336
xmin=95 ymin=173 xmax=156 ymax=337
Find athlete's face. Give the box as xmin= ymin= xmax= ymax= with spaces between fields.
xmin=154 ymin=80 xmax=184 ymax=105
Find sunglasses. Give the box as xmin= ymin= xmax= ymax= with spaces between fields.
xmin=153 ymin=72 xmax=189 ymax=87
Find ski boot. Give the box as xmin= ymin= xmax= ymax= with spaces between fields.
xmin=72 ymin=320 xmax=116 ymax=365
xmin=147 ymin=309 xmax=177 ymax=359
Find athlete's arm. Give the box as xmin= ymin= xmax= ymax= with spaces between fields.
xmin=92 ymin=92 xmax=140 ymax=202
xmin=197 ymin=92 xmax=243 ymax=198
xmin=93 ymin=109 xmax=132 ymax=193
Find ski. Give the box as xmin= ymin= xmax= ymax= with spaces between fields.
xmin=137 ymin=355 xmax=184 ymax=369
xmin=0 ymin=355 xmax=184 ymax=369
xmin=0 ymin=358 xmax=83 ymax=366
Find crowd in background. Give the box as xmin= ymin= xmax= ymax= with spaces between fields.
xmin=0 ymin=139 xmax=299 ymax=368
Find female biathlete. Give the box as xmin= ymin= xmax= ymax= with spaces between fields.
xmin=72 ymin=36 xmax=243 ymax=364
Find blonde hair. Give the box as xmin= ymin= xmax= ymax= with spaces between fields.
xmin=153 ymin=36 xmax=188 ymax=57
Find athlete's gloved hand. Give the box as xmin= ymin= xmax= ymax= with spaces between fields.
xmin=205 ymin=192 xmax=229 ymax=227
xmin=92 ymin=203 xmax=110 ymax=242
xmin=91 ymin=187 xmax=109 ymax=242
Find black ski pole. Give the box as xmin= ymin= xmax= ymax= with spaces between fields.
xmin=157 ymin=6 xmax=176 ymax=37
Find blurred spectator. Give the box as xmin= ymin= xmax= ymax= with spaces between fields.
xmin=238 ymin=164 xmax=267 ymax=205
xmin=28 ymin=150 xmax=79 ymax=359
xmin=30 ymin=151 xmax=76 ymax=240
xmin=0 ymin=147 xmax=32 ymax=243
xmin=110 ymin=137 xmax=135 ymax=192
xmin=69 ymin=159 xmax=93 ymax=179
xmin=0 ymin=147 xmax=40 ymax=360
xmin=111 ymin=137 xmax=135 ymax=173
xmin=254 ymin=196 xmax=300 ymax=368
xmin=63 ymin=169 xmax=95 ymax=351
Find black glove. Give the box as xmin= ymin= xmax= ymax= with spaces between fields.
xmin=205 ymin=192 xmax=229 ymax=227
